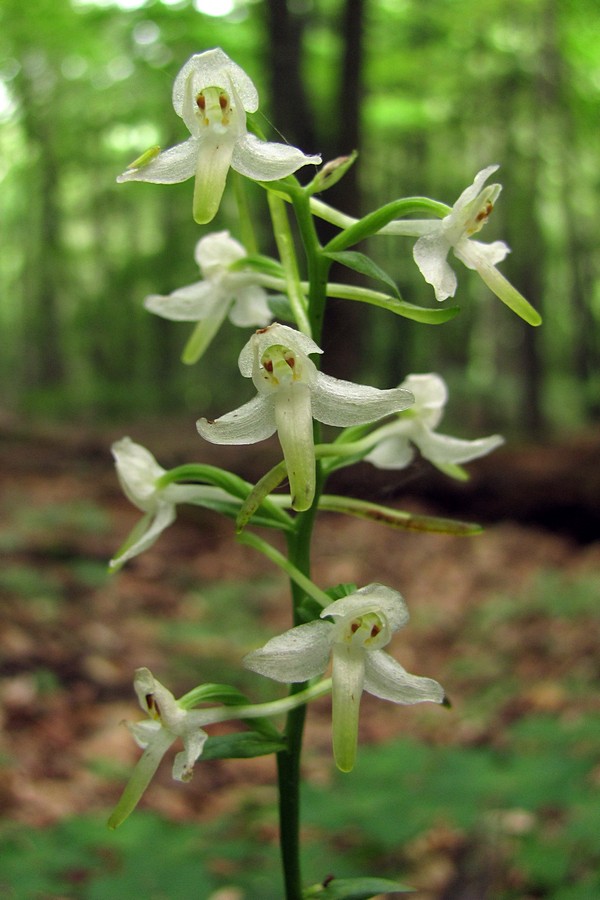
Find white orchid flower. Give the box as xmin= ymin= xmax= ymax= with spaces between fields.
xmin=196 ymin=323 xmax=414 ymax=511
xmin=117 ymin=48 xmax=321 ymax=224
xmin=365 ymin=373 xmax=504 ymax=473
xmin=244 ymin=584 xmax=445 ymax=772
xmin=108 ymin=668 xmax=217 ymax=828
xmin=378 ymin=167 xmax=541 ymax=325
xmin=144 ymin=231 xmax=273 ymax=363
xmin=110 ymin=437 xmax=233 ymax=570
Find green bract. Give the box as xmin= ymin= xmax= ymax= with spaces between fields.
xmin=117 ymin=48 xmax=321 ymax=224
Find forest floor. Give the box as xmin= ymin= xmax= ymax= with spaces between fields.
xmin=1 ymin=417 xmax=599 ymax=899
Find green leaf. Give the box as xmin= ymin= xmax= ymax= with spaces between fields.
xmin=324 ymin=250 xmax=401 ymax=297
xmin=200 ymin=731 xmax=286 ymax=761
xmin=303 ymin=875 xmax=414 ymax=898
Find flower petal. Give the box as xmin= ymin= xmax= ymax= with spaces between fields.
xmin=238 ymin=323 xmax=322 ymax=377
xmin=243 ymin=620 xmax=333 ymax=682
xmin=197 ymin=394 xmax=276 ymax=445
xmin=413 ymin=426 xmax=505 ymax=466
xmin=172 ymin=727 xmax=209 ymax=782
xmin=450 ymin=165 xmax=500 ymax=217
xmin=228 ymin=286 xmax=272 ymax=327
xmin=112 ymin=438 xmax=165 ymax=510
xmin=117 ymin=139 xmax=198 ymax=185
xmin=365 ymin=434 xmax=415 ymax=470
xmin=173 ymin=49 xmax=259 ymax=123
xmin=144 ymin=282 xmax=221 ymax=322
xmin=454 ymin=238 xmax=510 ymax=271
xmin=109 ymin=502 xmax=176 ymax=570
xmin=364 ymin=650 xmax=445 ymax=704
xmin=311 ymin=373 xmax=413 ymax=427
xmin=412 ymin=231 xmax=457 ymax=301
xmin=401 ymin=373 xmax=447 ymax=427
xmin=232 ymin=133 xmax=321 ymax=181
xmin=194 ymin=230 xmax=246 ymax=276
xmin=323 ymin=584 xmax=410 ymax=633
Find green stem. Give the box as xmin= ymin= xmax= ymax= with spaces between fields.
xmin=274 ymin=458 xmax=323 ymax=900
xmin=290 ymin=190 xmax=331 ymax=342
xmin=267 ymin=192 xmax=312 ymax=336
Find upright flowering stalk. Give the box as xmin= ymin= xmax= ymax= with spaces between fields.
xmin=197 ymin=323 xmax=414 ymax=510
xmin=144 ymin=231 xmax=273 ymax=363
xmin=244 ymin=584 xmax=445 ymax=772
xmin=365 ymin=372 xmax=504 ymax=472
xmin=117 ymin=48 xmax=321 ymax=224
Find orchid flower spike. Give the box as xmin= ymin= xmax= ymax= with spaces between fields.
xmin=409 ymin=167 xmax=541 ymax=325
xmin=244 ymin=584 xmax=445 ymax=772
xmin=365 ymin=373 xmax=504 ymax=474
xmin=117 ymin=48 xmax=322 ymax=224
xmin=110 ymin=437 xmax=234 ymax=570
xmin=108 ymin=668 xmax=216 ymax=828
xmin=144 ymin=231 xmax=273 ymax=364
xmin=196 ymin=323 xmax=414 ymax=511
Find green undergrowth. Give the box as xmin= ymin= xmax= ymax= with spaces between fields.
xmin=1 ymin=710 xmax=598 ymax=899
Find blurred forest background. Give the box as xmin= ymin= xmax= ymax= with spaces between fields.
xmin=1 ymin=0 xmax=599 ymax=436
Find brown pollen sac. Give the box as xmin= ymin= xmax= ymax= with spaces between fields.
xmin=145 ymin=694 xmax=161 ymax=719
xmin=476 ymin=201 xmax=493 ymax=224
xmin=285 ymin=355 xmax=295 ymax=369
xmin=219 ymin=92 xmax=228 ymax=110
xmin=370 ymin=624 xmax=381 ymax=638
xmin=263 ymin=359 xmax=274 ymax=373
xmin=196 ymin=93 xmax=206 ymax=111
xmin=350 ymin=621 xmax=360 ymax=634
